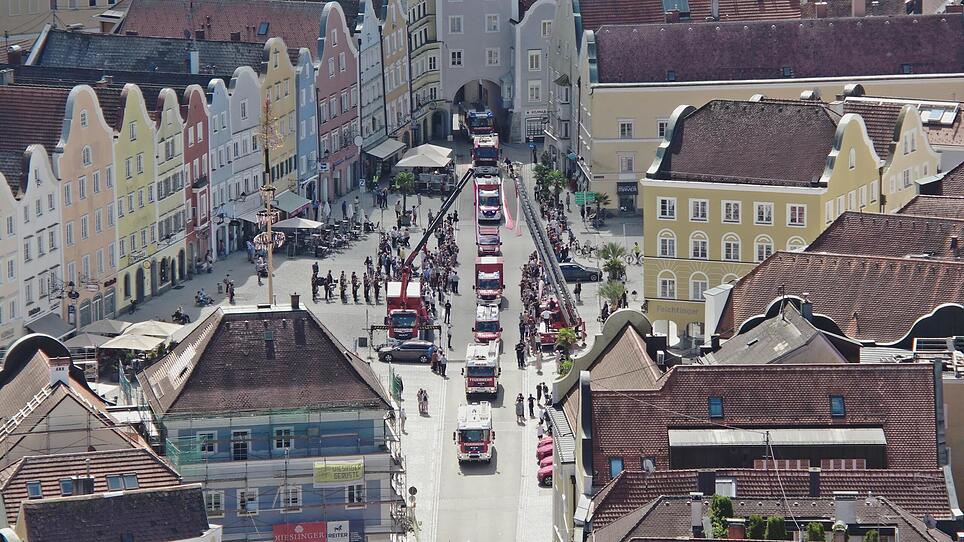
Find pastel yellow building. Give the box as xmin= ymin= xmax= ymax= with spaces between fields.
xmin=261 ymin=37 xmax=298 ymax=193
xmin=575 ymin=16 xmax=964 ymax=212
xmin=642 ymin=99 xmax=885 ymax=343
xmin=152 ymin=87 xmax=187 ymax=294
xmin=113 ymin=83 xmax=158 ymax=309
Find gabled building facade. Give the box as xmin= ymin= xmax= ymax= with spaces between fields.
xmin=318 ymin=2 xmax=361 ymax=202
xmin=513 ymin=0 xmax=556 ymax=143
xmin=642 ymin=99 xmax=882 ymax=344
xmin=382 ymin=0 xmax=413 ymax=146
xmin=0 ymin=174 xmax=22 ymax=343
xmin=295 ymin=49 xmax=320 ymax=205
xmin=55 ymin=85 xmax=118 ymax=330
xmin=137 ymin=304 xmax=405 ymax=541
xmin=152 ymin=88 xmax=188 ymax=295
xmin=407 ymin=0 xmax=444 ymax=145
xmin=260 ymin=38 xmax=298 ymax=194
xmin=182 ymin=84 xmax=212 ymax=272
xmin=227 ymin=67 xmax=263 ymax=243
xmin=206 ymin=78 xmax=235 ymax=259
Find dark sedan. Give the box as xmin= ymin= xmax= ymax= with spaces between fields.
xmin=559 ymin=262 xmax=601 ymax=283
xmin=378 ymin=340 xmax=437 ymax=363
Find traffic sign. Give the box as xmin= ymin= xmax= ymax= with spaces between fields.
xmin=528 ymin=143 xmax=536 ymax=149
xmin=574 ymin=191 xmax=595 ymax=205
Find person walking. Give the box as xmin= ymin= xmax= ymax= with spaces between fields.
xmin=363 ymin=274 xmax=371 ymax=304
xmin=444 ymin=299 xmax=452 ymax=324
xmin=537 ymin=382 xmax=544 ymax=404
xmin=446 ymin=322 xmax=453 ymax=350
xmin=574 ymin=282 xmax=582 ymax=303
xmin=451 ymin=273 xmax=459 ymax=294
xmin=515 ymin=341 xmax=526 ymax=369
xmin=351 ymin=272 xmax=360 ymax=303
xmin=515 ymin=394 xmax=525 ymax=423
xmin=399 ymin=406 xmax=407 ymax=434
xmin=528 ymin=394 xmax=536 ymax=418
xmin=541 ymin=382 xmax=550 ymax=405
xmin=431 ymin=349 xmax=439 ymax=374
xmin=439 ymin=351 xmax=448 ymax=377
xmin=374 ymin=275 xmax=381 ymax=303
xmin=339 ymin=271 xmax=348 ymax=303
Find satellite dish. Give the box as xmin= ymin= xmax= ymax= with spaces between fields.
xmin=642 ymin=458 xmax=656 ymax=473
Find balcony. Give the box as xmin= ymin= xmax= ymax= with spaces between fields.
xmin=192 ymin=174 xmax=209 ymax=189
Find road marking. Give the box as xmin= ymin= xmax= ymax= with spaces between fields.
xmin=515 ymin=319 xmax=533 ymax=541
xmin=428 ymin=374 xmax=447 ymax=542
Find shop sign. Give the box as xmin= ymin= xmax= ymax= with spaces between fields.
xmin=273 ymin=521 xmax=326 ymax=542
xmin=313 ymin=459 xmax=364 ymax=485
xmin=616 ymin=182 xmax=639 ymax=195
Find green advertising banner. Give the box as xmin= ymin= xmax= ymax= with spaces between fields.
xmin=313 ymin=459 xmax=365 ymax=485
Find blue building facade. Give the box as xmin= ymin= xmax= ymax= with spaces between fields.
xmin=295 ymin=49 xmax=321 ymax=208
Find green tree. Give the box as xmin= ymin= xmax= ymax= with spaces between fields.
xmin=591 ymin=191 xmax=611 ymax=217
xmin=555 ymin=327 xmax=579 ymax=356
xmin=599 ymin=280 xmax=626 ymax=309
xmin=547 ymin=169 xmax=567 ymax=199
xmin=540 ymin=150 xmax=553 ymax=169
xmin=709 ymin=495 xmax=734 ymax=538
xmin=603 ymin=258 xmax=626 ymax=281
xmin=747 ymin=515 xmax=766 ymax=540
xmin=765 ymin=516 xmax=788 ymax=540
xmin=805 ymin=522 xmax=826 ymax=542
xmin=393 ymin=171 xmax=416 ymax=210
xmin=863 ymin=530 xmax=878 ymax=542
xmin=598 ymin=242 xmax=626 ymax=262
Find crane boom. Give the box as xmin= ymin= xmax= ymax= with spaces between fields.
xmin=404 ymin=167 xmax=475 ymax=270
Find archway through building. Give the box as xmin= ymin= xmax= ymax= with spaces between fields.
xmin=451 ymin=79 xmax=508 ymax=141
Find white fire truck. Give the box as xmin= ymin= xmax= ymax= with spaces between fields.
xmin=463 ymin=341 xmax=501 ymax=395
xmin=454 ymin=402 xmax=494 ymax=462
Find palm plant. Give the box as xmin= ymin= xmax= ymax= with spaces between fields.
xmin=393 ymin=171 xmax=416 ymax=209
xmin=592 ymin=191 xmax=611 ymax=215
xmin=555 ymin=326 xmax=579 ymax=356
xmin=599 ymin=280 xmax=626 ymax=308
xmin=547 ymin=170 xmax=567 ymax=200
xmin=603 ymin=258 xmax=626 ymax=281
xmin=598 ymin=242 xmax=626 ymax=262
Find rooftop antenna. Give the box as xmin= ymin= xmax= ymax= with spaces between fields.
xmin=777 ymin=284 xmax=787 ymax=320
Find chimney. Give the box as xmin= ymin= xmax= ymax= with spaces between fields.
xmin=6 ymin=45 xmax=22 ymax=65
xmin=788 ymin=0 xmax=800 ymax=9
xmin=48 ymin=356 xmax=71 ymax=387
xmin=665 ymin=9 xmax=681 ymax=22
xmin=809 ymin=467 xmax=821 ymax=497
xmin=0 ymin=68 xmax=14 ymax=86
xmin=710 ymin=334 xmax=721 ymax=352
xmin=833 ymin=491 xmax=858 ymax=525
xmin=697 ymin=470 xmax=716 ymax=495
xmin=815 ymin=1 xmax=828 ymax=17
xmin=801 ymin=293 xmax=813 ymax=322
xmin=690 ymin=493 xmax=705 ymax=537
xmin=727 ymin=518 xmax=746 ymax=540
xmin=291 ymin=293 xmax=300 ymax=310
xmin=711 ymin=0 xmax=720 ymax=19
xmin=947 ymin=3 xmax=964 ymax=12
xmin=230 ymin=31 xmax=241 ymax=42
xmin=195 ymin=29 xmax=205 ymax=40
xmin=852 ymin=0 xmax=865 ymax=17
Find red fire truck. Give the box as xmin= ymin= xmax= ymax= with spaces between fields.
xmin=385 ymin=282 xmax=424 ymax=340
xmin=454 ymin=401 xmax=494 ymax=462
xmin=473 ymin=256 xmax=504 ymax=305
xmin=463 ymin=341 xmax=501 ymax=395
xmin=472 ymin=134 xmax=500 ymax=167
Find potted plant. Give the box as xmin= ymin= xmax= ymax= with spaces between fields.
xmin=599 ymin=280 xmax=626 ymax=310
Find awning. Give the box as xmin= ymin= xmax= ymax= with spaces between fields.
xmin=554 ymin=73 xmax=571 ymax=87
xmin=395 ymin=153 xmax=450 ymax=168
xmin=237 ymin=210 xmax=260 ymax=224
xmin=26 ymin=313 xmax=74 ymax=340
xmin=668 ymin=428 xmax=886 ymax=447
xmin=366 ymin=138 xmax=406 ymax=160
xmin=273 ymin=190 xmax=312 ymax=215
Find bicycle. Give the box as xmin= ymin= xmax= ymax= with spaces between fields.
xmin=624 ymin=251 xmax=643 ymax=265
xmin=580 ymin=242 xmax=597 ymax=258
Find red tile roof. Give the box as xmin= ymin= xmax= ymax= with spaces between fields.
xmin=591 ymin=468 xmax=956 ymax=531
xmin=807 ymin=211 xmax=964 ymax=260
xmin=577 ymin=0 xmax=801 ymax=31
xmin=841 ymin=101 xmax=904 ymax=160
xmin=926 ymin=162 xmax=964 ymax=196
xmin=0 ymin=448 xmax=180 ymax=525
xmin=139 ymin=306 xmax=391 ymax=416
xmin=898 ymin=196 xmax=964 ymax=220
xmin=592 ymin=15 xmax=964 ymax=84
xmin=590 ymin=363 xmax=938 ymax=485
xmin=592 ymin=489 xmax=953 ymax=542
xmin=0 ymin=85 xmax=69 ymax=183
xmin=648 ymin=100 xmax=838 ymax=187
xmin=717 ymin=251 xmax=964 ymax=342
xmin=117 ymin=0 xmax=359 ymax=50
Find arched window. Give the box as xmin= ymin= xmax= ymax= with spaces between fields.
xmin=689 ymin=272 xmax=709 ymax=301
xmin=754 ymin=235 xmax=774 ymax=263
xmin=657 ymin=270 xmax=677 ymax=299
xmin=787 ymin=236 xmax=807 ymax=252
xmin=848 ymin=148 xmax=856 ymax=169
xmin=689 ymin=231 xmax=708 ymax=260
xmin=657 ymin=229 xmax=676 ymax=258
xmin=81 ymin=146 xmax=92 ymax=167
xmin=722 ymin=233 xmax=741 ymax=262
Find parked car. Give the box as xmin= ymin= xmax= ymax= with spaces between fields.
xmin=378 ymin=340 xmax=436 ymax=363
xmin=538 ymin=463 xmax=553 ymax=486
xmin=559 ymin=261 xmax=601 ymax=283
xmin=536 ymin=441 xmax=554 ymax=461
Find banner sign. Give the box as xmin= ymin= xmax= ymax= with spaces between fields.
xmin=272 ymin=520 xmax=359 ymax=542
xmin=313 ymin=459 xmax=364 ymax=485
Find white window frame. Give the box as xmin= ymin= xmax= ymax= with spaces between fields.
xmin=657 ymin=271 xmax=677 ymax=300
xmin=273 ymin=427 xmax=294 ymax=450
xmin=689 ymin=273 xmax=709 ymax=301
xmin=528 ymin=50 xmax=541 ymax=71
xmin=657 ymin=230 xmax=676 ymax=258
xmin=527 ymin=80 xmax=541 ymax=102
xmin=657 ymin=119 xmax=668 ymax=139
xmin=238 ymin=488 xmax=259 ymax=515
xmin=825 ymin=200 xmax=834 ymax=224
xmin=689 ymin=199 xmax=708 ymax=222
xmin=197 ymin=431 xmax=217 ymax=454
xmin=755 ymin=236 xmax=774 ymax=263
xmin=486 ymin=48 xmax=501 ymax=67
xmin=448 ymin=15 xmax=463 ymax=34
xmin=450 ymin=50 xmax=464 ymax=67
xmin=754 ymin=202 xmax=773 ymax=225
xmin=280 ymin=485 xmax=302 ymax=512
xmin=618 ymin=119 xmax=634 ymax=139
xmin=204 ymin=490 xmax=225 ymax=518
xmin=346 ymin=483 xmax=366 ymax=508
xmin=722 ymin=200 xmax=741 ymax=224
xmin=541 ymin=20 xmax=552 ymax=38
xmin=870 ymin=180 xmax=879 ymax=202
xmin=690 ymin=232 xmax=708 ymax=260
xmin=722 ymin=234 xmax=741 ymax=262
xmin=787 ymin=204 xmax=806 ymax=227
xmin=617 ymin=153 xmax=635 ymax=174
xmin=657 ymin=197 xmax=676 ymax=220
xmin=485 ymin=13 xmax=499 ymax=32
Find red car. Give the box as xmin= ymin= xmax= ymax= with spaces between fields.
xmin=538 ymin=464 xmax=553 ymax=486
xmin=536 ymin=441 xmax=553 ymax=461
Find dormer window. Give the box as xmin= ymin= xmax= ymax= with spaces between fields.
xmin=781 ymin=66 xmax=793 ymax=78
xmin=901 ymin=64 xmax=912 ymax=74
xmin=666 ymin=70 xmax=677 ymax=81
xmin=26 ymin=481 xmax=42 ymax=499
